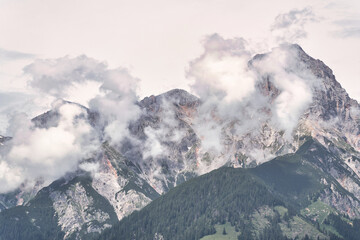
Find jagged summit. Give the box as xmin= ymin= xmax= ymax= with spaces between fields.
xmin=159 ymin=88 xmax=198 ymax=102
xmin=251 ymin=44 xmax=359 ymax=122
xmin=31 ymin=99 xmax=91 ymax=128
xmin=252 ymin=43 xmax=335 ymax=79
xmin=139 ymin=88 xmax=199 ymax=111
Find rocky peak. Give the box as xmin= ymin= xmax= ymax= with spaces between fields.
xmin=159 ymin=89 xmax=199 ymax=107
xmin=139 ymin=89 xmax=199 ymax=113
xmin=31 ymin=99 xmax=98 ymax=129
xmin=251 ymin=44 xmax=359 ymax=122
xmin=293 ymin=48 xmax=359 ymax=124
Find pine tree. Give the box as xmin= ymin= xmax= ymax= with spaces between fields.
xmin=222 ymin=227 xmax=227 ymax=235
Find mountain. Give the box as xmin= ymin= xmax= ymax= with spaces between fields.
xmin=1 ymin=44 xmax=360 ymax=239
xmin=98 ymin=138 xmax=360 ymax=240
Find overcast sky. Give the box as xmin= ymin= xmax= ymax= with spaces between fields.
xmin=0 ymin=0 xmax=359 ymax=133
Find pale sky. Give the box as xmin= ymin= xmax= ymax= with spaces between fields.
xmin=0 ymin=0 xmax=360 ymax=133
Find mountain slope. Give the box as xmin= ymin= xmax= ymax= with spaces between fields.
xmin=0 ymin=174 xmax=120 ymax=240
xmin=0 ymin=142 xmax=161 ymax=240
xmin=98 ymin=138 xmax=360 ymax=240
xmin=98 ymin=167 xmax=284 ymax=240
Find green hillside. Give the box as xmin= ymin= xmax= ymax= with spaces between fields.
xmin=97 ymin=138 xmax=360 ymax=240
xmin=0 ymin=175 xmax=118 ymax=240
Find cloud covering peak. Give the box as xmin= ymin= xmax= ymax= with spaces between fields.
xmin=188 ymin=34 xmax=321 ymax=161
xmin=188 ymin=34 xmax=256 ymax=103
xmin=0 ymin=55 xmax=142 ymax=193
xmin=0 ymin=102 xmax=99 ymax=193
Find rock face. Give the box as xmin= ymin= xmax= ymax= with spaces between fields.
xmin=1 ymin=44 xmax=360 ymax=239
xmin=50 ymin=182 xmax=111 ymax=238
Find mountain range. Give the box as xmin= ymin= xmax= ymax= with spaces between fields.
xmin=1 ymin=44 xmax=360 ymax=240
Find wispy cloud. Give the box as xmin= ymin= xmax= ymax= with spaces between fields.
xmin=271 ymin=7 xmax=317 ymax=43
xmin=333 ymin=19 xmax=360 ymax=38
xmin=0 ymin=48 xmax=34 ymax=61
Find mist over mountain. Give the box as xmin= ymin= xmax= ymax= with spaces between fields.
xmin=1 ymin=41 xmax=360 ymax=239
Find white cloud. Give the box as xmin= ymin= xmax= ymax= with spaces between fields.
xmin=252 ymin=45 xmax=318 ymax=136
xmin=0 ymin=161 xmax=23 ymax=193
xmin=88 ymin=68 xmax=141 ymax=144
xmin=141 ymin=97 xmax=187 ymax=159
xmin=24 ymin=55 xmax=106 ymax=101
xmin=24 ymin=55 xmax=141 ymax=145
xmin=188 ymin=34 xmax=256 ymax=103
xmin=0 ymin=102 xmax=100 ymax=193
xmin=142 ymin=127 xmax=166 ymax=159
xmin=188 ymin=34 xmax=263 ymax=153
